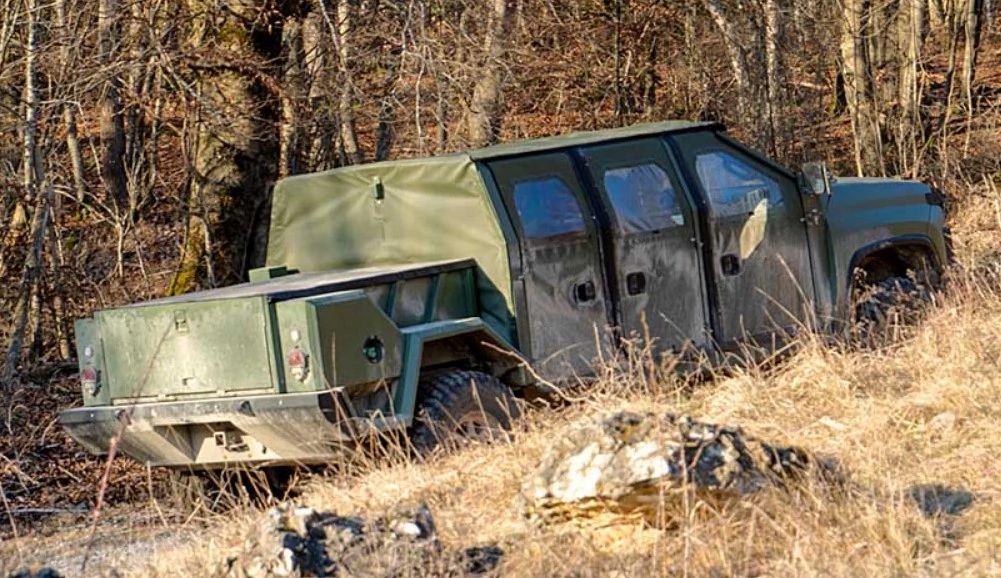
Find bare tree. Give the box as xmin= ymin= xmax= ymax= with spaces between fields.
xmin=55 ymin=0 xmax=87 ymax=205
xmin=895 ymin=0 xmax=928 ymax=175
xmin=962 ymin=0 xmax=984 ymax=118
xmin=3 ymin=0 xmax=51 ymax=385
xmin=98 ymin=0 xmax=129 ymax=213
xmin=467 ymin=0 xmax=514 ymax=147
xmin=840 ymin=0 xmax=886 ymax=176
xmin=763 ymin=0 xmax=782 ymax=156
xmin=316 ymin=0 xmax=363 ymax=165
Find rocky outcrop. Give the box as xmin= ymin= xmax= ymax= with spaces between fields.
xmin=522 ymin=410 xmax=825 ymax=524
xmin=218 ymin=502 xmax=502 ymax=578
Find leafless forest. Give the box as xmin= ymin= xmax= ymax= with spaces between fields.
xmin=1 ymin=0 xmax=999 ymax=520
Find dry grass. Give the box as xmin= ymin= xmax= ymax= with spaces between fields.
xmin=7 ymin=195 xmax=1001 ymax=578
xmin=133 ymin=274 xmax=1001 ymax=576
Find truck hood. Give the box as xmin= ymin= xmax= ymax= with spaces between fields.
xmin=830 ymin=176 xmax=931 ymax=203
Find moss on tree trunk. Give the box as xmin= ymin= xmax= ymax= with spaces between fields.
xmin=169 ymin=1 xmax=280 ymax=294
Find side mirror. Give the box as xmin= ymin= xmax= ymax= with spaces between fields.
xmin=799 ymin=161 xmax=832 ymax=196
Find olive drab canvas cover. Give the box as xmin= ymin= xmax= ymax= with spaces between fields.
xmin=265 ymin=155 xmax=517 ymax=342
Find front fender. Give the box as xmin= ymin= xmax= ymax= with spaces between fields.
xmin=823 ymin=177 xmax=947 ymax=314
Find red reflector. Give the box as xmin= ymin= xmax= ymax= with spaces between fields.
xmin=287 ymin=349 xmax=306 ymax=368
xmin=81 ymin=365 xmax=98 ymax=384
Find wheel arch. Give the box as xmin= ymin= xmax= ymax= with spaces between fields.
xmin=847 ymin=234 xmax=943 ymax=289
xmin=393 ymin=318 xmax=527 ymax=426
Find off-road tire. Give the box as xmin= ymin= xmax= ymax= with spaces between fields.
xmin=853 ymin=273 xmax=936 ymax=341
xmin=410 ymin=370 xmax=520 ymax=454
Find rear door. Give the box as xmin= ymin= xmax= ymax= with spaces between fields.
xmin=577 ymin=138 xmax=710 ymax=355
xmin=669 ymin=131 xmax=817 ymax=344
xmin=486 ymin=152 xmax=613 ymax=381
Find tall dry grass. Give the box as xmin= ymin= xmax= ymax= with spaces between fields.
xmin=7 ymin=190 xmax=1000 ymax=578
xmin=134 ymin=211 xmax=1001 ymax=577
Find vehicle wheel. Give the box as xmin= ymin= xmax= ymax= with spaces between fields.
xmin=410 ymin=370 xmax=520 ymax=455
xmin=853 ymin=273 xmax=935 ymax=340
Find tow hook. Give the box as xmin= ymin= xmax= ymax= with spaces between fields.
xmin=214 ymin=430 xmax=249 ymax=452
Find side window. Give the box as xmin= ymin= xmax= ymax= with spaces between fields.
xmin=512 ymin=177 xmax=587 ymax=240
xmin=603 ymin=163 xmax=684 ymax=233
xmin=695 ymin=151 xmax=783 ymax=218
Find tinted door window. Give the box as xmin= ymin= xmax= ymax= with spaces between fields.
xmin=695 ymin=151 xmax=783 ymax=218
xmin=671 ymin=131 xmax=817 ymax=344
xmin=512 ymin=177 xmax=587 ymax=240
xmin=604 ymin=163 xmax=685 ymax=232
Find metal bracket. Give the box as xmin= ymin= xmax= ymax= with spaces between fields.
xmin=800 ymin=209 xmax=823 ymax=226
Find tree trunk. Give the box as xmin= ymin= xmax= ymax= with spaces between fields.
xmin=929 ymin=0 xmax=946 ymax=28
xmin=763 ymin=0 xmax=781 ymax=156
xmin=702 ymin=0 xmax=752 ymax=134
xmin=316 ymin=0 xmax=363 ymax=165
xmin=280 ymin=16 xmax=304 ymax=178
xmin=55 ymin=0 xmax=87 ymax=205
xmin=4 ymin=0 xmax=49 ymax=386
xmin=125 ymin=0 xmax=155 ymax=213
xmin=169 ymin=0 xmax=279 ymax=294
xmin=303 ymin=11 xmax=334 ymax=170
xmin=896 ymin=0 xmax=927 ymax=175
xmin=336 ymin=0 xmax=362 ymax=164
xmin=467 ymin=0 xmax=513 ymax=147
xmin=962 ymin=0 xmax=984 ymax=114
xmin=98 ymin=0 xmax=130 ymax=213
xmin=840 ymin=0 xmax=886 ymax=176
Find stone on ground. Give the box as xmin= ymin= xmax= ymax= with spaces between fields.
xmin=522 ymin=410 xmax=824 ymax=525
xmin=218 ymin=501 xmax=502 ymax=577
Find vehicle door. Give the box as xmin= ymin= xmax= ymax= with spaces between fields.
xmin=669 ymin=131 xmax=817 ymax=344
xmin=577 ymin=138 xmax=710 ymax=355
xmin=486 ymin=152 xmax=613 ymax=381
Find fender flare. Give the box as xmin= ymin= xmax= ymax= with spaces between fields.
xmin=845 ymin=234 xmax=941 ymax=292
xmin=391 ymin=317 xmax=523 ymax=425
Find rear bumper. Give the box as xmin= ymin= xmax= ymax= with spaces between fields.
xmin=58 ymin=391 xmax=405 ymax=470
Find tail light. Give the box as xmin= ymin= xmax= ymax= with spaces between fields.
xmin=287 ymin=348 xmax=309 ymax=381
xmin=81 ymin=365 xmax=100 ymax=395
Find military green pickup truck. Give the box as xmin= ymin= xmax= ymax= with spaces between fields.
xmin=60 ymin=120 xmax=949 ymax=473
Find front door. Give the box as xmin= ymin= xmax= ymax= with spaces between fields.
xmin=486 ymin=152 xmax=613 ymax=381
xmin=577 ymin=138 xmax=710 ymax=356
xmin=669 ymin=132 xmax=817 ymax=345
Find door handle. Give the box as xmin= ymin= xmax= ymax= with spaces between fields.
xmin=720 ymin=254 xmax=741 ymax=276
xmin=626 ymin=272 xmax=647 ymax=295
xmin=573 ymin=280 xmax=597 ymax=304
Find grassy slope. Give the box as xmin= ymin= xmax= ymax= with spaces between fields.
xmin=131 ymin=195 xmax=1001 ymax=577
xmin=4 ymin=194 xmax=999 ymax=578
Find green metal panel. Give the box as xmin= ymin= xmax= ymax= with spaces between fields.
xmin=96 ymin=298 xmax=273 ymax=401
xmin=273 ymin=297 xmax=320 ymax=393
xmin=427 ymin=269 xmax=478 ymax=322
xmin=824 ymin=177 xmax=938 ymax=313
xmin=274 ymin=290 xmax=404 ymax=391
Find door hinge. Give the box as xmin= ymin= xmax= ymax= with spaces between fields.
xmin=800 ymin=209 xmax=822 ymax=226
